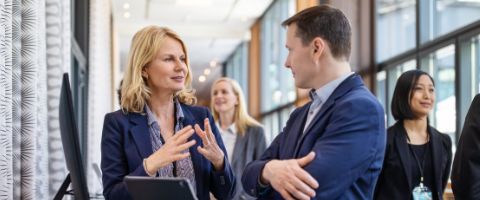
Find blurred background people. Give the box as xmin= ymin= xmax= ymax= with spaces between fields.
xmin=101 ymin=25 xmax=235 ymax=200
xmin=210 ymin=77 xmax=267 ymax=200
xmin=375 ymin=69 xmax=452 ymax=200
xmin=451 ymin=94 xmax=480 ymax=200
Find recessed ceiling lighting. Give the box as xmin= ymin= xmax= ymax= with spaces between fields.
xmin=199 ymin=75 xmax=206 ymax=82
xmin=123 ymin=12 xmax=131 ymax=18
xmin=204 ymin=68 xmax=211 ymax=75
xmin=123 ymin=3 xmax=130 ymax=9
xmin=209 ymin=60 xmax=217 ymax=68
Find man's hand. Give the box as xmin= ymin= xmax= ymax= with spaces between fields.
xmin=261 ymin=152 xmax=319 ymax=200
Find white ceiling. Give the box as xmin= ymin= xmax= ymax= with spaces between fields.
xmin=112 ymin=0 xmax=273 ymax=103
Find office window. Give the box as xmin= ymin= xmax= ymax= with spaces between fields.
xmin=376 ymin=0 xmax=416 ymax=62
xmin=376 ymin=71 xmax=387 ymax=119
xmin=261 ymin=105 xmax=295 ymax=143
xmin=260 ymin=0 xmax=296 ymax=112
xmin=225 ymin=42 xmax=249 ymax=101
xmin=420 ymin=44 xmax=456 ymax=147
xmin=386 ymin=59 xmax=416 ymax=126
xmin=420 ymin=0 xmax=480 ymax=43
xmin=459 ymin=33 xmax=480 ymax=131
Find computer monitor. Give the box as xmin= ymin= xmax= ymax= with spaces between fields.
xmin=54 ymin=73 xmax=90 ymax=200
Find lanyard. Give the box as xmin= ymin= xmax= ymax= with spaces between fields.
xmin=406 ymin=135 xmax=428 ymax=183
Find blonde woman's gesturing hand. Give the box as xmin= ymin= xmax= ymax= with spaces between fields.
xmin=194 ymin=118 xmax=225 ymax=171
xmin=144 ymin=126 xmax=196 ymax=175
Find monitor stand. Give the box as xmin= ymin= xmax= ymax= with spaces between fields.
xmin=54 ymin=173 xmax=72 ymax=200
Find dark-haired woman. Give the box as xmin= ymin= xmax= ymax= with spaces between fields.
xmin=374 ymin=70 xmax=452 ymax=200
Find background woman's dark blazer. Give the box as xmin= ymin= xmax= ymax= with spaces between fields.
xmin=452 ymin=94 xmax=480 ymax=200
xmin=374 ymin=121 xmax=452 ymax=200
xmin=230 ymin=125 xmax=267 ymax=200
xmin=101 ymin=104 xmax=236 ymax=200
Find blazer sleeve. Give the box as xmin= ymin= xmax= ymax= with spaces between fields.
xmin=442 ymin=133 xmax=452 ymax=192
xmin=205 ymin=109 xmax=237 ymax=200
xmin=101 ymin=113 xmax=150 ymax=200
xmin=452 ymin=95 xmax=480 ymax=199
xmin=303 ymin=96 xmax=385 ymax=199
xmin=241 ymin=109 xmax=302 ymax=197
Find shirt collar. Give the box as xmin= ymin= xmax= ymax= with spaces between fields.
xmin=144 ymin=98 xmax=184 ymax=126
xmin=216 ymin=122 xmax=236 ymax=135
xmin=310 ymin=72 xmax=354 ymax=103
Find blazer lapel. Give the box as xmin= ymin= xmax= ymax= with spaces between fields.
xmin=288 ymin=104 xmax=310 ymax=158
xmin=302 ymin=74 xmax=360 ymax=135
xmin=429 ymin=127 xmax=443 ymax=193
xmin=394 ymin=122 xmax=413 ymax=190
xmin=231 ymin=132 xmax=245 ymax=167
xmin=128 ymin=112 xmax=153 ymax=158
xmin=295 ymin=74 xmax=361 ymax=156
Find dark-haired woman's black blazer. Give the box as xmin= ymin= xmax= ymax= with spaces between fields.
xmin=374 ymin=121 xmax=452 ymax=200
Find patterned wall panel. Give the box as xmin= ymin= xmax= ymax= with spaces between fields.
xmin=0 ymin=0 xmax=72 ymax=199
xmin=34 ymin=0 xmax=48 ymax=198
xmin=0 ymin=0 xmax=14 ymax=198
xmin=11 ymin=0 xmax=23 ymax=198
xmin=20 ymin=0 xmax=39 ymax=198
xmin=88 ymin=0 xmax=112 ymax=194
xmin=45 ymin=0 xmax=69 ymax=197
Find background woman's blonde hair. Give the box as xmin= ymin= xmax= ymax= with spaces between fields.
xmin=210 ymin=78 xmax=261 ymax=136
xmin=121 ymin=25 xmax=196 ymax=113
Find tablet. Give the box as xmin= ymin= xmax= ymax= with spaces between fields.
xmin=124 ymin=176 xmax=198 ymax=200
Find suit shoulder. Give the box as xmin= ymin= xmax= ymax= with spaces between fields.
xmin=180 ymin=103 xmax=208 ymax=112
xmin=104 ymin=109 xmax=127 ymax=120
xmin=246 ymin=125 xmax=265 ymax=135
xmin=430 ymin=127 xmax=452 ymax=146
xmin=180 ymin=104 xmax=212 ymax=121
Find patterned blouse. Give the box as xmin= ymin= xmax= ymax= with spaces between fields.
xmin=145 ymin=99 xmax=196 ymax=192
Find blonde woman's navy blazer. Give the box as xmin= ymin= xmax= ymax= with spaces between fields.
xmin=101 ymin=104 xmax=236 ymax=200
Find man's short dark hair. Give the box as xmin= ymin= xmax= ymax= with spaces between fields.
xmin=391 ymin=69 xmax=435 ymax=121
xmin=282 ymin=5 xmax=351 ymax=60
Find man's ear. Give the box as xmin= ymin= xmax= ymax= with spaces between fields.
xmin=312 ymin=37 xmax=325 ymax=57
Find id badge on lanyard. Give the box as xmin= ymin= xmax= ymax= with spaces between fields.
xmin=412 ymin=182 xmax=432 ymax=200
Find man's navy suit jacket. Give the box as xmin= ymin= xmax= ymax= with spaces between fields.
xmin=101 ymin=104 xmax=236 ymax=200
xmin=242 ymin=74 xmax=386 ymax=200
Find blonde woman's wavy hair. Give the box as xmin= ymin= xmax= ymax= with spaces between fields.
xmin=210 ymin=78 xmax=261 ymax=136
xmin=121 ymin=25 xmax=196 ymax=113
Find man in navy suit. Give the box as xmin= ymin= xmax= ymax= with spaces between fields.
xmin=242 ymin=5 xmax=386 ymax=200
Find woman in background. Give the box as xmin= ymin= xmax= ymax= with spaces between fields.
xmin=101 ymin=25 xmax=235 ymax=200
xmin=374 ymin=69 xmax=452 ymax=200
xmin=210 ymin=78 xmax=267 ymax=200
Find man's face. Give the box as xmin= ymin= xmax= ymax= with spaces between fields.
xmin=284 ymin=24 xmax=317 ymax=89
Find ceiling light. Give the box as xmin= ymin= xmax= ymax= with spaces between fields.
xmin=199 ymin=75 xmax=206 ymax=82
xmin=209 ymin=60 xmax=217 ymax=68
xmin=123 ymin=3 xmax=130 ymax=9
xmin=123 ymin=12 xmax=131 ymax=18
xmin=204 ymin=68 xmax=211 ymax=75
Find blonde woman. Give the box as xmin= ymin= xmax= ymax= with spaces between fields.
xmin=101 ymin=26 xmax=235 ymax=200
xmin=210 ymin=78 xmax=267 ymax=200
